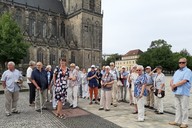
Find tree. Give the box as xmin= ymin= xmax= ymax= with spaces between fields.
xmin=102 ymin=53 xmax=121 ymax=66
xmin=137 ymin=39 xmax=173 ymax=71
xmin=0 ymin=12 xmax=30 ymax=69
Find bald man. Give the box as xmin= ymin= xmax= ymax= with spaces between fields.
xmin=1 ymin=61 xmax=23 ymax=116
xmin=31 ymin=62 xmax=48 ymax=112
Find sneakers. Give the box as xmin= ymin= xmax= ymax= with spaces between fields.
xmin=169 ymin=122 xmax=181 ymax=126
xmin=12 ymin=110 xmax=20 ymax=114
xmin=132 ymin=111 xmax=138 ymax=114
xmin=6 ymin=113 xmax=11 ymax=116
xmin=98 ymin=107 xmax=104 ymax=110
xmin=180 ymin=124 xmax=188 ymax=128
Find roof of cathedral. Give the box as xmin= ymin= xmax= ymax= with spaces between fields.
xmin=8 ymin=0 xmax=64 ymax=14
xmin=123 ymin=49 xmax=143 ymax=56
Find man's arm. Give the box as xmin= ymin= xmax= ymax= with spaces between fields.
xmin=31 ymin=80 xmax=40 ymax=90
xmin=2 ymin=81 xmax=6 ymax=89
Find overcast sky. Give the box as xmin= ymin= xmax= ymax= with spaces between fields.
xmin=102 ymin=0 xmax=192 ymax=55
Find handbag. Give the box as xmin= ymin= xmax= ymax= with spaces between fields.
xmin=117 ymin=80 xmax=123 ymax=86
xmin=154 ymin=89 xmax=165 ymax=98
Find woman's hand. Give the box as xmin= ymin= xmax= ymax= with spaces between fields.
xmin=158 ymin=89 xmax=162 ymax=94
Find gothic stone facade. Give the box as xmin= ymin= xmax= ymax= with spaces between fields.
xmin=0 ymin=0 xmax=103 ymax=69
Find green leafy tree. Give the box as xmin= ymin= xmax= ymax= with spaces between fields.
xmin=0 ymin=12 xmax=30 ymax=69
xmin=137 ymin=39 xmax=173 ymax=71
xmin=102 ymin=53 xmax=121 ymax=66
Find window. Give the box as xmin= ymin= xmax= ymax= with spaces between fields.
xmin=50 ymin=53 xmax=56 ymax=65
xmin=43 ymin=23 xmax=47 ymax=38
xmin=71 ymin=52 xmax=75 ymax=63
xmin=37 ymin=48 xmax=44 ymax=63
xmin=89 ymin=0 xmax=95 ymax=11
xmin=52 ymin=19 xmax=57 ymax=37
xmin=29 ymin=13 xmax=36 ymax=36
xmin=61 ymin=21 xmax=65 ymax=38
xmin=15 ymin=9 xmax=22 ymax=27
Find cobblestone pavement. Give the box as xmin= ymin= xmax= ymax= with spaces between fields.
xmin=0 ymin=76 xmax=192 ymax=128
xmin=78 ymin=97 xmax=192 ymax=128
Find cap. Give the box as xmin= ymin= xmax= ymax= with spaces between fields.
xmin=105 ymin=66 xmax=110 ymax=69
xmin=145 ymin=66 xmax=151 ymax=69
xmin=122 ymin=66 xmax=126 ymax=69
xmin=91 ymin=65 xmax=95 ymax=68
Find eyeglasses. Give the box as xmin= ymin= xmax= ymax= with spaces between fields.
xmin=178 ymin=62 xmax=186 ymax=64
xmin=136 ymin=69 xmax=141 ymax=71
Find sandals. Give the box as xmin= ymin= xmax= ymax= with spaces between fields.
xmin=56 ymin=113 xmax=66 ymax=119
xmin=59 ymin=114 xmax=66 ymax=119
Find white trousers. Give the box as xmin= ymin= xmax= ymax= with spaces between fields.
xmin=82 ymin=83 xmax=88 ymax=98
xmin=155 ymin=96 xmax=163 ymax=113
xmin=100 ymin=89 xmax=112 ymax=109
xmin=52 ymin=86 xmax=57 ymax=108
xmin=137 ymin=96 xmax=145 ymax=121
xmin=112 ymin=80 xmax=118 ymax=105
xmin=68 ymin=86 xmax=78 ymax=107
xmin=175 ymin=95 xmax=189 ymax=125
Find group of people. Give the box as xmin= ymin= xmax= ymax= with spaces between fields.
xmin=1 ymin=57 xmax=191 ymax=128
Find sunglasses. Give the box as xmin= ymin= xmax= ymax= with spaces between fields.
xmin=178 ymin=62 xmax=186 ymax=64
xmin=136 ymin=69 xmax=141 ymax=71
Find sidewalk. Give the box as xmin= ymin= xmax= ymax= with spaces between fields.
xmin=0 ymin=92 xmax=191 ymax=128
xmin=78 ymin=98 xmax=192 ymax=128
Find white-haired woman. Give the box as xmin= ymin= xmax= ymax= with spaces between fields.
xmin=134 ymin=65 xmax=148 ymax=122
xmin=99 ymin=66 xmax=114 ymax=111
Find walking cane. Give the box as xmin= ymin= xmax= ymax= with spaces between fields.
xmin=39 ymin=90 xmax=43 ymax=114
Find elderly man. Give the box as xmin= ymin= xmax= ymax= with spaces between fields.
xmin=1 ymin=61 xmax=23 ymax=116
xmin=169 ymin=58 xmax=192 ymax=128
xmin=145 ymin=66 xmax=155 ymax=109
xmin=68 ymin=63 xmax=78 ymax=108
xmin=26 ymin=60 xmax=36 ymax=106
xmin=31 ymin=62 xmax=48 ymax=112
xmin=109 ymin=62 xmax=119 ymax=107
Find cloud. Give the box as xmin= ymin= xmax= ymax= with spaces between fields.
xmin=102 ymin=0 xmax=192 ymax=54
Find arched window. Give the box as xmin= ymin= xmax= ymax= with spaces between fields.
xmin=37 ymin=16 xmax=47 ymax=38
xmin=61 ymin=21 xmax=65 ymax=38
xmin=0 ymin=5 xmax=9 ymax=15
xmin=50 ymin=53 xmax=56 ymax=65
xmin=71 ymin=51 xmax=75 ymax=63
xmin=15 ymin=9 xmax=22 ymax=27
xmin=89 ymin=0 xmax=95 ymax=11
xmin=37 ymin=48 xmax=44 ymax=63
xmin=61 ymin=50 xmax=66 ymax=58
xmin=52 ymin=18 xmax=57 ymax=37
xmin=29 ymin=13 xmax=36 ymax=36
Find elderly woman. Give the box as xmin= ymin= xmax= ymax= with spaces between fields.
xmin=134 ymin=65 xmax=148 ymax=122
xmin=99 ymin=66 xmax=114 ymax=111
xmin=81 ymin=68 xmax=88 ymax=99
xmin=153 ymin=66 xmax=165 ymax=114
xmin=68 ymin=63 xmax=78 ymax=109
xmin=53 ymin=58 xmax=69 ymax=118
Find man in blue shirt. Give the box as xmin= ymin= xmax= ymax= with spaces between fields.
xmin=31 ymin=62 xmax=48 ymax=112
xmin=87 ymin=65 xmax=99 ymax=105
xmin=169 ymin=58 xmax=192 ymax=128
xmin=1 ymin=61 xmax=23 ymax=116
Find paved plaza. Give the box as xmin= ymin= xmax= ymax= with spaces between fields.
xmin=0 ymin=76 xmax=191 ymax=128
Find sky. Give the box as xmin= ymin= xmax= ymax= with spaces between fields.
xmin=101 ymin=0 xmax=192 ymax=55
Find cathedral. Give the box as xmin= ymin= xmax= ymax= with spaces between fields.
xmin=0 ymin=0 xmax=103 ymax=69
